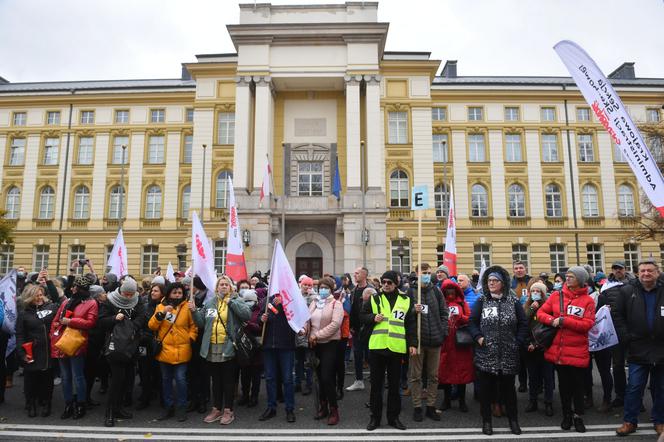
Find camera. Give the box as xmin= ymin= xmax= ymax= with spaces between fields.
xmin=78 ymin=258 xmax=89 ymax=266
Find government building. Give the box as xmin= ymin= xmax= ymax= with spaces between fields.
xmin=0 ymin=2 xmax=663 ymax=279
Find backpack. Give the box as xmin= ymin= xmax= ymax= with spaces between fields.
xmin=104 ymin=318 xmax=138 ymax=363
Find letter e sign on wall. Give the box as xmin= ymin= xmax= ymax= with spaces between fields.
xmin=411 ymin=185 xmax=429 ymax=211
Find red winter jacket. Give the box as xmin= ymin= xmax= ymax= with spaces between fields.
xmin=50 ymin=298 xmax=99 ymax=358
xmin=537 ymin=284 xmax=595 ymax=368
xmin=438 ymin=280 xmax=474 ymax=385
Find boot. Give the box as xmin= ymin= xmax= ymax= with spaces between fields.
xmin=41 ymin=401 xmax=52 ymax=417
xmin=315 ymin=400 xmax=329 ymax=420
xmin=458 ymin=397 xmax=469 ymax=413
xmin=61 ymin=402 xmax=74 ymax=419
xmin=525 ymin=399 xmax=538 ymax=412
xmin=413 ymin=407 xmax=423 ymax=422
xmin=73 ymin=401 xmax=86 ymax=419
xmin=440 ymin=395 xmax=451 ymax=411
xmin=186 ymin=400 xmax=199 ymax=412
xmin=573 ymin=415 xmax=586 ymax=433
xmin=544 ymin=402 xmax=554 ymax=417
xmin=426 ymin=406 xmax=441 ymax=421
xmin=509 ymin=419 xmax=522 ymax=435
xmin=157 ymin=406 xmax=174 ymax=421
xmin=104 ymin=408 xmax=115 ymax=427
xmin=561 ymin=413 xmax=573 ymax=430
xmin=115 ymin=408 xmax=133 ymax=419
xmin=176 ymin=406 xmax=188 ymax=422
xmin=482 ymin=421 xmax=493 ymax=436
xmin=336 ymin=386 xmax=344 ymax=401
xmin=27 ymin=399 xmax=37 ymax=418
xmin=327 ymin=406 xmax=339 ymax=425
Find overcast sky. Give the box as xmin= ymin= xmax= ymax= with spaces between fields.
xmin=1 ymin=0 xmax=663 ymax=83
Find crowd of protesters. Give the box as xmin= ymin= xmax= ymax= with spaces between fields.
xmin=1 ymin=255 xmax=663 ymax=437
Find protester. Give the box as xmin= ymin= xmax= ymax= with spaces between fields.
xmin=239 ymin=289 xmax=262 ymax=408
xmin=188 ymin=276 xmax=210 ymax=414
xmin=84 ymin=284 xmax=109 ymax=407
xmin=435 ymin=265 xmax=450 ymax=289
xmin=347 ymin=267 xmax=371 ymax=392
xmin=294 ymin=276 xmax=315 ymax=396
xmin=333 ymin=279 xmax=352 ymax=401
xmin=511 ymin=260 xmax=531 ymax=393
xmin=136 ymin=283 xmax=165 ymax=410
xmin=457 ymin=274 xmax=479 ymax=309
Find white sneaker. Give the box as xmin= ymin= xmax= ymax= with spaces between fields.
xmin=53 ymin=377 xmax=62 ymax=386
xmin=346 ymin=380 xmax=365 ymax=391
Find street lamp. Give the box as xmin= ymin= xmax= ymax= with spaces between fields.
xmin=242 ymin=229 xmax=251 ymax=247
xmin=362 ymin=228 xmax=370 ymax=245
xmin=397 ymin=240 xmax=405 ymax=273
xmin=201 ymin=144 xmax=207 ymax=219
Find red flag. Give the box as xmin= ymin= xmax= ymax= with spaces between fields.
xmin=443 ymin=189 xmax=457 ymax=276
xmin=260 ymin=161 xmax=272 ymax=203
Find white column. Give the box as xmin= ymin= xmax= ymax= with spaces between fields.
xmin=163 ymin=131 xmax=181 ymax=219
xmin=191 ymin=108 xmax=214 ymax=217
xmin=19 ymin=134 xmax=40 ymax=221
xmin=53 ymin=133 xmax=73 ymax=226
xmin=488 ymin=129 xmax=506 ymax=220
xmin=525 ymin=130 xmax=544 ymax=219
xmin=563 ymin=130 xmax=581 ymax=222
xmin=126 ymin=132 xmax=145 ymax=221
xmin=411 ymin=107 xmax=435 ymax=207
xmin=597 ymin=132 xmax=617 ymax=217
xmin=452 ymin=130 xmax=468 ymax=219
xmin=365 ymin=75 xmax=383 ymax=190
xmin=253 ymin=76 xmax=274 ymax=191
xmin=90 ymin=133 xmax=109 ymax=221
xmin=0 ymin=135 xmax=7 ymax=192
xmin=345 ymin=75 xmax=361 ymax=190
xmin=233 ymin=76 xmax=253 ymax=191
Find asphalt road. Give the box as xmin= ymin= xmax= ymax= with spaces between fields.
xmin=0 ymin=362 xmax=658 ymax=441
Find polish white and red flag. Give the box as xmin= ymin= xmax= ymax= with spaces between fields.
xmin=107 ymin=228 xmax=129 ymax=278
xmin=268 ymin=239 xmax=311 ymax=332
xmin=260 ymin=160 xmax=272 ymax=203
xmin=555 ymin=40 xmax=664 ymax=217
xmin=191 ymin=211 xmax=217 ymax=302
xmin=443 ymin=189 xmax=457 ymax=277
xmin=226 ymin=177 xmax=248 ymax=282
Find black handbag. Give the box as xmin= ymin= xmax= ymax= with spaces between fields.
xmin=217 ymin=305 xmax=260 ymax=367
xmin=530 ymin=290 xmax=564 ymax=349
xmin=455 ymin=325 xmax=474 ymax=347
xmin=105 ymin=318 xmax=138 ymax=363
xmin=150 ymin=311 xmax=177 ymax=357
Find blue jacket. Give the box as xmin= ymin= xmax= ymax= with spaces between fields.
xmin=463 ymin=286 xmax=479 ymax=309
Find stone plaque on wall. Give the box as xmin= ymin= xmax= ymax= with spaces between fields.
xmin=294 ymin=118 xmax=326 ymax=137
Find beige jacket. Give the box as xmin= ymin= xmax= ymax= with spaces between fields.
xmin=307 ymin=296 xmax=344 ymax=343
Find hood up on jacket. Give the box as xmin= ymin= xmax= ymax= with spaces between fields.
xmin=481 ymin=265 xmax=511 ymax=298
xmin=441 ymin=279 xmax=464 ymax=302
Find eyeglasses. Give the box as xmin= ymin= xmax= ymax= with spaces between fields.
xmin=381 ymin=280 xmax=395 ymax=286
xmin=487 ymin=279 xmax=501 ymax=284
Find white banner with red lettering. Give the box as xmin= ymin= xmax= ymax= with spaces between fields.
xmin=107 ymin=228 xmax=128 ymax=278
xmin=555 ymin=40 xmax=664 ymax=217
xmin=225 ymin=177 xmax=248 ymax=282
xmin=191 ymin=211 xmax=217 ymax=301
xmin=443 ymin=189 xmax=457 ymax=276
xmin=260 ymin=160 xmax=271 ymax=203
xmin=267 ymin=239 xmax=311 ymax=333
xmin=165 ymin=262 xmax=176 ymax=283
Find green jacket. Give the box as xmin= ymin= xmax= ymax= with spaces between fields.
xmin=198 ymin=294 xmax=251 ymax=360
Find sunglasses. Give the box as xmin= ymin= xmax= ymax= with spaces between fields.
xmin=381 ymin=280 xmax=395 ymax=286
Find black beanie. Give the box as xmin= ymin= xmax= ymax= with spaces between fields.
xmin=380 ymin=270 xmax=399 ymax=285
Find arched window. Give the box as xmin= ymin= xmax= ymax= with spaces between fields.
xmin=73 ymin=185 xmax=90 ymax=219
xmin=389 ymin=170 xmax=409 ymax=207
xmin=545 ymin=183 xmax=562 ymax=217
xmin=38 ymin=186 xmax=55 ymax=219
xmin=434 ymin=183 xmax=450 ymax=217
xmin=108 ymin=185 xmax=125 ymax=219
xmin=145 ymin=185 xmax=162 ymax=219
xmin=618 ymin=184 xmax=635 ymax=217
xmin=5 ymin=187 xmax=20 ymax=219
xmin=581 ymin=184 xmax=599 ymax=217
xmin=216 ymin=171 xmax=233 ymax=208
xmin=471 ymin=184 xmax=488 ymax=217
xmin=508 ymin=184 xmax=526 ymax=217
xmin=181 ymin=185 xmax=191 ymax=219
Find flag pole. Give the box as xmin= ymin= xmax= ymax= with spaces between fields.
xmin=261 ymin=239 xmax=278 ymax=344
xmin=417 ymin=209 xmax=422 ymax=355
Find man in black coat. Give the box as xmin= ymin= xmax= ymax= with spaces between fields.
xmin=347 ymin=266 xmax=372 ymax=392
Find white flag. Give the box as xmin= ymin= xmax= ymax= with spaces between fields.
xmin=589 ymin=305 xmax=619 ymax=352
xmin=0 ymin=270 xmax=17 ymax=356
xmin=267 ymin=239 xmax=311 ymax=333
xmin=107 ymin=229 xmax=128 ymax=278
xmin=260 ymin=160 xmax=272 ymax=203
xmin=166 ymin=262 xmax=176 ymax=283
xmin=442 ymin=188 xmax=457 ymax=276
xmin=226 ymin=177 xmax=248 ymax=282
xmin=555 ymin=40 xmax=664 ymax=217
xmin=191 ymin=211 xmax=218 ymax=302
xmin=478 ymin=257 xmax=487 ymax=293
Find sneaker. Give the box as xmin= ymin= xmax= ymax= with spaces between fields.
xmin=219 ymin=408 xmax=235 ymax=425
xmin=204 ymin=407 xmax=222 ymax=423
xmin=346 ymin=380 xmax=365 ymax=391
xmin=53 ymin=377 xmax=62 ymax=386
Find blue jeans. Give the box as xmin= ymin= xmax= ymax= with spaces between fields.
xmin=294 ymin=347 xmax=312 ymax=387
xmin=624 ymin=363 xmax=664 ymax=425
xmin=353 ymin=335 xmax=369 ymax=381
xmin=264 ymin=349 xmax=294 ymax=411
xmin=160 ymin=362 xmax=188 ymax=408
xmin=59 ymin=356 xmax=86 ymax=404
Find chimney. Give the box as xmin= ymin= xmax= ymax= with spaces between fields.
xmin=0 ymin=76 xmax=8 ymax=84
xmin=441 ymin=60 xmax=457 ymax=78
xmin=181 ymin=66 xmax=192 ymax=81
xmin=608 ymin=62 xmax=635 ymax=80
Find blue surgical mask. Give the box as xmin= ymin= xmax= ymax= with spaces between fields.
xmin=421 ymin=274 xmax=431 ymax=285
xmin=553 ymin=282 xmax=563 ymax=290
xmin=531 ymin=293 xmax=542 ymax=302
xmin=319 ymin=288 xmax=331 ymax=298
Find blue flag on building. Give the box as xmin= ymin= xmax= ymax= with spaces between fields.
xmin=332 ymin=155 xmax=342 ymax=200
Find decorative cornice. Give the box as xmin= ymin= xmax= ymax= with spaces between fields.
xmin=504 ymin=127 xmax=524 ymax=134
xmin=432 ymin=126 xmax=449 ymax=135
xmin=217 ymin=103 xmax=236 ymax=112
xmin=235 ymin=76 xmax=253 ymax=86
xmin=385 ymin=102 xmax=409 ymax=112
xmin=540 ymin=127 xmax=559 ymax=134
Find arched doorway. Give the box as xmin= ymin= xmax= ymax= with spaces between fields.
xmin=295 ymin=242 xmax=323 ymax=279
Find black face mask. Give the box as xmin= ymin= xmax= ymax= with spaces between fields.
xmin=471 ymin=275 xmax=479 ymax=284
xmin=168 ymin=297 xmax=183 ymax=306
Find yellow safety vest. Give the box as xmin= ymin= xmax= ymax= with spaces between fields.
xmin=368 ymin=292 xmax=410 ymax=354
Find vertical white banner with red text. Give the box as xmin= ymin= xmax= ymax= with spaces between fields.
xmin=191 ymin=211 xmax=218 ymax=302
xmin=443 ymin=189 xmax=457 ymax=276
xmin=107 ymin=228 xmax=128 ymax=278
xmin=225 ymin=177 xmax=248 ymax=282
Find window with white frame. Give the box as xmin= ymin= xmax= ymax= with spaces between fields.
xmin=9 ymin=138 xmax=25 ymax=166
xmin=648 ymin=136 xmax=664 ymax=163
xmin=471 ymin=184 xmax=489 ymax=217
xmin=5 ymin=187 xmax=20 ymax=219
xmin=389 ymin=170 xmax=409 ymax=207
xmin=468 ymin=134 xmax=486 ymax=162
xmin=505 ymin=107 xmax=520 ymax=121
xmin=581 ymin=184 xmax=600 ymax=217
xmin=144 ymin=185 xmax=162 ymax=219
xmin=217 ymin=112 xmax=235 ymax=144
xmin=432 ymin=107 xmax=447 ymax=121
xmin=549 ymin=244 xmax=567 ymax=273
xmin=186 ymin=108 xmax=194 ymax=122
xmin=388 ymin=111 xmax=408 ymax=144
xmin=216 ymin=171 xmax=233 ymax=208
xmin=214 ymin=239 xmax=227 ymax=274
xmin=624 ymin=243 xmax=640 ymax=273
xmin=577 ymin=107 xmax=591 ymax=122
xmin=106 ymin=245 xmax=113 ymax=270
xmin=432 ymin=134 xmax=448 ymax=163
xmin=586 ymin=244 xmax=604 ymax=272
xmin=541 ymin=134 xmax=559 ymax=162
xmin=578 ymin=134 xmax=594 ymax=162
xmin=468 ymin=107 xmax=483 ymax=121
xmin=112 ymin=136 xmax=129 ymax=164
xmin=391 ymin=240 xmax=411 ymax=273
xmin=512 ymin=244 xmax=529 ymax=267
xmin=77 ymin=136 xmax=94 ymax=165
xmin=508 ymin=183 xmax=526 ymax=217
xmin=38 ymin=186 xmax=55 ymax=219
xmin=108 ymin=185 xmax=125 ymax=219
xmin=33 ymin=245 xmax=49 ymax=271
xmin=47 ymin=111 xmax=60 ymax=125
xmin=541 ymin=107 xmax=556 ymax=121
xmin=147 ymin=135 xmax=165 ymax=164
xmin=614 ymin=142 xmax=627 ymax=162
xmin=660 ymin=244 xmax=664 ymax=269
xmin=80 ymin=111 xmax=94 ymax=124
xmin=142 ymin=245 xmax=159 ymax=275
xmin=115 ymin=110 xmax=129 ymax=123
xmin=646 ymin=108 xmax=661 ymax=123
xmin=70 ymin=245 xmax=85 ymax=274
xmin=545 ymin=183 xmax=563 ymax=217
xmin=618 ymin=184 xmax=635 ymax=217
xmin=150 ymin=109 xmax=165 ymax=123
xmin=473 ymin=244 xmax=491 ymax=270
xmin=183 ymin=135 xmax=193 ymax=164
xmin=0 ymin=245 xmax=14 ymax=275
xmin=13 ymin=112 xmax=26 ymax=126
xmin=436 ymin=244 xmax=445 ymax=267
xmin=43 ymin=137 xmax=59 ymax=165
xmin=505 ymin=134 xmax=522 ymax=162
xmin=434 ymin=183 xmax=450 ymax=218
xmin=181 ymin=185 xmax=191 ymax=219
xmin=298 ymin=162 xmax=323 ymax=196
xmin=73 ymin=186 xmax=90 ymax=219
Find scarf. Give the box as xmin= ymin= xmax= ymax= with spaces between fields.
xmin=65 ymin=291 xmax=90 ymax=313
xmin=490 ymin=292 xmax=504 ymax=300
xmin=108 ymin=289 xmax=139 ymax=310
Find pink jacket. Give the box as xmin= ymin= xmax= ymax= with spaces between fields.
xmin=307 ymin=297 xmax=344 ymax=343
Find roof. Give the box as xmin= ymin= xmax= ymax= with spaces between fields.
xmin=0 ymin=78 xmax=196 ymax=94
xmin=432 ymin=76 xmax=664 ymax=87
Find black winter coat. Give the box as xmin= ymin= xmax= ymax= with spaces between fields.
xmin=260 ymin=295 xmax=296 ymax=350
xmin=407 ymin=282 xmax=449 ymax=347
xmin=98 ymin=298 xmax=147 ymax=361
xmin=16 ymin=302 xmax=57 ymax=371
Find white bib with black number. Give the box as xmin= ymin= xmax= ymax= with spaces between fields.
xmin=37 ymin=310 xmax=53 ymax=319
xmin=449 ymin=306 xmax=460 ymax=316
xmin=482 ymin=306 xmax=498 ymax=319
xmin=566 ymin=304 xmax=585 ymax=318
xmin=392 ymin=309 xmax=406 ymax=321
xmin=165 ymin=311 xmax=177 ymax=324
xmin=206 ymin=308 xmax=217 ymax=318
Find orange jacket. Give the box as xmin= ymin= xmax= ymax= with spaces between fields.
xmin=148 ymin=300 xmax=198 ymax=365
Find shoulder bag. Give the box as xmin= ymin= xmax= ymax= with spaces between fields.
xmin=530 ymin=291 xmax=564 ymax=349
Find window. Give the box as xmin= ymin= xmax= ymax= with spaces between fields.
xmin=586 ymin=244 xmax=603 ymax=272
xmin=468 ymin=134 xmax=486 ymax=162
xmin=436 ymin=245 xmax=445 ymax=267
xmin=142 ymin=245 xmax=159 ymax=275
xmin=0 ymin=245 xmax=14 ymax=275
xmin=298 ymin=162 xmax=323 ymax=196
xmin=12 ymin=112 xmax=26 ymax=126
xmin=217 ymin=112 xmax=235 ymax=144
xmin=80 ymin=111 xmax=94 ymax=124
xmin=648 ymin=136 xmax=664 ymax=163
xmin=115 ymin=110 xmax=129 ymax=123
xmin=106 ymin=245 xmax=113 ymax=269
xmin=468 ymin=107 xmax=483 ymax=121
xmin=471 ymin=184 xmax=488 ymax=217
xmin=577 ymin=107 xmax=591 ymax=122
xmin=147 ymin=135 xmax=165 ymax=164
xmin=108 ymin=185 xmax=125 ymax=219
xmin=78 ymin=137 xmax=94 ymax=165
xmin=549 ymin=244 xmax=566 ymax=273
xmin=578 ymin=134 xmax=594 ymax=162
xmin=186 ymin=108 xmax=194 ymax=122
xmin=145 ymin=185 xmax=162 ymax=219
xmin=512 ymin=244 xmax=529 ymax=267
xmin=581 ymin=184 xmax=600 ymax=217
xmin=388 ymin=111 xmax=408 ymax=144
xmin=183 ymin=135 xmax=193 ymax=164
xmin=661 ymin=244 xmax=664 ymax=269
xmin=505 ymin=107 xmax=520 ymax=121
xmin=73 ymin=186 xmax=90 ymax=219
xmin=434 ymin=183 xmax=450 ymax=218
xmin=70 ymin=245 xmax=85 ymax=274
xmin=624 ymin=243 xmax=640 ymax=273
xmin=614 ymin=142 xmax=627 ymax=162
xmin=215 ymin=171 xmax=233 ymax=208
xmin=505 ymin=134 xmax=522 ymax=162
xmin=618 ymin=184 xmax=635 ymax=217
xmin=214 ymin=240 xmax=227 ymax=274
xmin=33 ymin=245 xmax=49 ymax=271
xmin=47 ymin=111 xmax=60 ymax=125
xmin=389 ymin=170 xmax=409 ymax=207
xmin=9 ymin=138 xmax=26 ymax=165
xmin=391 ymin=240 xmax=411 ymax=273
xmin=181 ymin=185 xmax=191 ymax=219
xmin=545 ymin=183 xmax=563 ymax=217
xmin=646 ymin=108 xmax=661 ymax=123
xmin=473 ymin=244 xmax=491 ymax=270
xmin=432 ymin=107 xmax=446 ymax=121
xmin=541 ymin=134 xmax=559 ymax=162
xmin=432 ymin=134 xmax=448 ymax=163
xmin=150 ymin=109 xmax=165 ymax=123
xmin=38 ymin=186 xmax=55 ymax=219
xmin=112 ymin=136 xmax=129 ymax=164
xmin=508 ymin=184 xmax=526 ymax=217
xmin=5 ymin=187 xmax=20 ymax=219
xmin=43 ymin=137 xmax=59 ymax=165
xmin=541 ymin=107 xmax=556 ymax=121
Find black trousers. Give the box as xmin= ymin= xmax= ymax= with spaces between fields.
xmin=0 ymin=331 xmax=9 ymax=402
xmin=477 ymin=370 xmax=517 ymax=422
xmin=369 ymin=350 xmax=402 ymax=423
xmin=594 ymin=349 xmax=614 ymax=403
xmin=107 ymin=361 xmax=134 ymax=411
xmin=206 ymin=359 xmax=238 ymax=411
xmin=612 ymin=343 xmax=627 ymax=400
xmin=316 ymin=341 xmax=339 ymax=408
xmin=24 ymin=369 xmax=54 ymax=404
xmin=84 ymin=338 xmax=108 ymax=399
xmin=240 ymin=365 xmax=262 ymax=401
xmin=335 ymin=338 xmax=348 ymax=392
xmin=188 ymin=353 xmax=209 ymax=404
xmin=556 ymin=364 xmax=586 ymax=416
xmin=137 ymin=355 xmax=161 ymax=404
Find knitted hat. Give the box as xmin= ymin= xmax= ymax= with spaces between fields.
xmin=318 ymin=276 xmax=336 ymax=290
xmin=89 ymin=285 xmax=105 ymax=298
xmin=436 ymin=265 xmax=450 ymax=276
xmin=529 ymin=282 xmax=548 ymax=295
xmin=240 ymin=289 xmax=258 ymax=303
xmin=583 ymin=264 xmax=594 ymax=276
xmin=181 ymin=276 xmax=192 ymax=287
xmin=121 ymin=277 xmax=138 ymax=295
xmin=152 ymin=275 xmax=165 ymax=286
xmin=380 ymin=270 xmax=399 ymax=285
xmin=566 ymin=266 xmax=589 ymax=286
xmin=193 ymin=276 xmax=207 ymax=291
xmin=73 ymin=275 xmax=92 ymax=291
xmin=300 ymin=276 xmax=313 ymax=286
